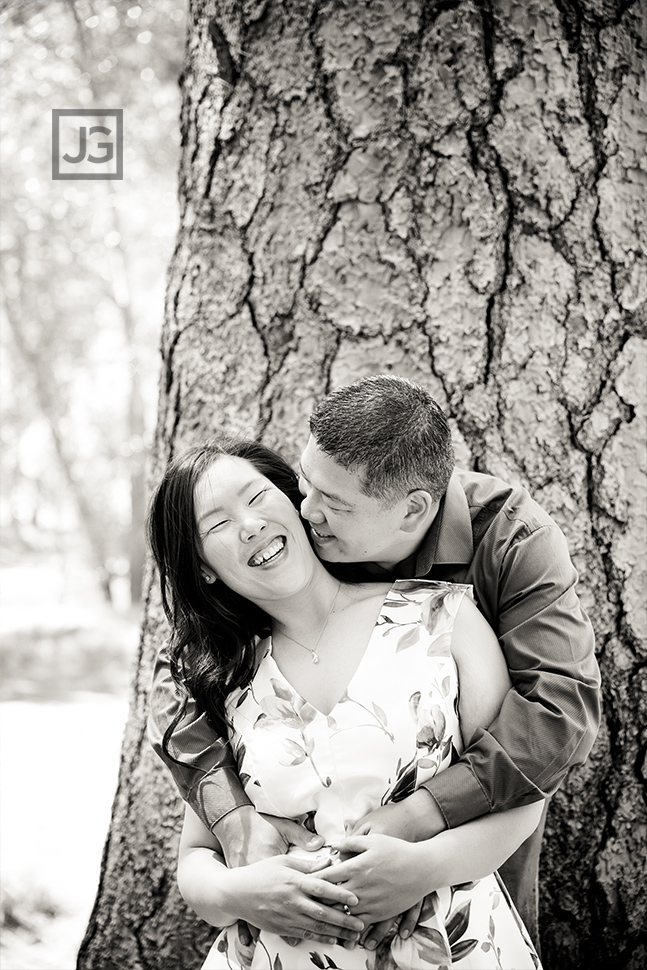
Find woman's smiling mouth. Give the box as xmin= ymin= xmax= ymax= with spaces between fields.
xmin=248 ymin=536 xmax=286 ymax=567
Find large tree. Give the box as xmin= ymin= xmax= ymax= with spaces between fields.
xmin=78 ymin=1 xmax=646 ymax=968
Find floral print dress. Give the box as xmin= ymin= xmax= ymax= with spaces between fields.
xmin=202 ymin=580 xmax=541 ymax=970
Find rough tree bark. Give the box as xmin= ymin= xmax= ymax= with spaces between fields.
xmin=78 ymin=2 xmax=646 ymax=968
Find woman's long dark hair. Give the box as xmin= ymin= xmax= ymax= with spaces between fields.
xmin=147 ymin=436 xmax=303 ymax=757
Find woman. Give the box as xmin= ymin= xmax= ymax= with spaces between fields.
xmin=148 ymin=437 xmax=543 ymax=970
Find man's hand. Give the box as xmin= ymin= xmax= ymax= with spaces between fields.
xmin=359 ymin=900 xmax=424 ymax=952
xmin=343 ymin=793 xmax=446 ymax=948
xmin=320 ymin=834 xmax=428 ymax=927
xmin=349 ymin=788 xmax=446 ymax=842
xmin=213 ymin=805 xmax=324 ymax=868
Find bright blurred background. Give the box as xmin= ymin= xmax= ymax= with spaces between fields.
xmin=1 ymin=2 xmax=185 ymax=966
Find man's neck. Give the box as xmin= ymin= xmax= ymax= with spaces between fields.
xmin=373 ymin=542 xmax=422 ymax=573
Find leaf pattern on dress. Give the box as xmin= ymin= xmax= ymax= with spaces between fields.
xmin=339 ymin=690 xmax=395 ymax=741
xmin=252 ymin=681 xmax=329 ymax=785
xmin=451 ymin=939 xmax=479 ymax=961
xmin=420 ymin=590 xmax=450 ymax=633
xmin=416 ymin=703 xmax=446 ymax=749
xmin=446 ymin=901 xmax=471 ymax=944
xmin=413 ymin=925 xmax=452 ymax=964
xmin=419 ymin=891 xmax=440 ymax=921
xmin=395 ymin=625 xmax=422 ymax=652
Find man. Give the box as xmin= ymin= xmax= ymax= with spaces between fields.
xmin=149 ymin=375 xmax=600 ymax=950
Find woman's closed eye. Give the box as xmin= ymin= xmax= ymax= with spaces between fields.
xmin=249 ymin=488 xmax=269 ymax=505
xmin=201 ymin=518 xmax=229 ymax=536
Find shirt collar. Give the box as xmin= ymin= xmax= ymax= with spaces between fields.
xmin=361 ymin=470 xmax=474 ymax=580
xmin=413 ymin=470 xmax=474 ymax=575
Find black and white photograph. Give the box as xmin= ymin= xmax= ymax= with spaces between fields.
xmin=1 ymin=2 xmax=645 ymax=968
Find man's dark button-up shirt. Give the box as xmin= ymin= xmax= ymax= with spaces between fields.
xmin=148 ymin=469 xmax=600 ymax=831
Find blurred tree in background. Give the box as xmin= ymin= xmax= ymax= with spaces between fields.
xmin=0 ymin=0 xmax=185 ymax=606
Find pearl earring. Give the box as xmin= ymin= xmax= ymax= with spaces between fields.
xmin=202 ymin=572 xmax=215 ymax=584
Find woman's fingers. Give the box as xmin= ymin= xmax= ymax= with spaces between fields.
xmin=303 ymin=874 xmax=359 ymax=910
xmin=301 ymin=896 xmax=364 ymax=938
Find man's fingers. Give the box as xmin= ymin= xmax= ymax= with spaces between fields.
xmin=331 ymin=835 xmax=370 ymax=857
xmin=266 ymin=814 xmax=325 ymax=851
xmin=364 ymin=916 xmax=398 ymax=950
xmin=398 ymin=900 xmax=422 ymax=939
xmin=348 ymin=819 xmax=372 ymax=836
xmin=317 ymin=856 xmax=359 ymax=884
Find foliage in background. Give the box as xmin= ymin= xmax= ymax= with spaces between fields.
xmin=0 ymin=0 xmax=185 ymax=603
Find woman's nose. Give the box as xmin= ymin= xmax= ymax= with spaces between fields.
xmin=240 ymin=515 xmax=266 ymax=541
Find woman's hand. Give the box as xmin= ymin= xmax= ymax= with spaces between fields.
xmin=320 ymin=834 xmax=429 ymax=927
xmin=183 ymin=849 xmax=365 ymax=946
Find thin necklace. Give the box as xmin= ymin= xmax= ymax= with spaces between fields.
xmin=274 ymin=580 xmax=342 ymax=665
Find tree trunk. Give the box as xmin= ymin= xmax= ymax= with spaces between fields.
xmin=78 ymin=2 xmax=646 ymax=968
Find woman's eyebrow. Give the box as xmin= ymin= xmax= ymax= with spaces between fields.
xmin=197 ymin=479 xmax=267 ymax=525
xmin=197 ymin=505 xmax=224 ymax=526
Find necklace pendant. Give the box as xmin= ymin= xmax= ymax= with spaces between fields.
xmin=311 ymin=652 xmax=320 ymax=664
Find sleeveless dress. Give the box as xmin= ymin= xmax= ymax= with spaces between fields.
xmin=202 ymin=580 xmax=541 ymax=970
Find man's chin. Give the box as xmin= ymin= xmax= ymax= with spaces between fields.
xmin=310 ymin=531 xmax=345 ymax=561
xmin=315 ymin=546 xmax=343 ymax=562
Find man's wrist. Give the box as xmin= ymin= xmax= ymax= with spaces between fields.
xmin=410 ymin=787 xmax=448 ymax=840
xmin=212 ymin=802 xmax=257 ymax=838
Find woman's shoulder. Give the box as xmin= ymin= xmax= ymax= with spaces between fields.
xmin=379 ymin=580 xmax=473 ymax=646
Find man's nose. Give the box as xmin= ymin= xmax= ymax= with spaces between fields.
xmin=300 ymin=490 xmax=325 ymax=524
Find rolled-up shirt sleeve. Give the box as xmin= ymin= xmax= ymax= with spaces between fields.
xmin=147 ymin=640 xmax=251 ymax=831
xmin=424 ymin=520 xmax=600 ymax=828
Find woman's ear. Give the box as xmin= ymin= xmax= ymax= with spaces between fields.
xmin=200 ymin=568 xmax=217 ymax=584
xmin=399 ymin=490 xmax=438 ymax=534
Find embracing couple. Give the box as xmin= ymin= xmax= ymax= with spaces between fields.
xmin=148 ymin=375 xmax=600 ymax=970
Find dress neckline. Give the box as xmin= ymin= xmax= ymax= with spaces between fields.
xmin=264 ymin=581 xmax=397 ymax=717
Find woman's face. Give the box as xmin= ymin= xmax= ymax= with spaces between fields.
xmin=194 ymin=455 xmax=317 ymax=606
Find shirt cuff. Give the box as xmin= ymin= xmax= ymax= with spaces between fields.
xmin=189 ymin=764 xmax=253 ymax=831
xmin=422 ymin=763 xmax=492 ymax=829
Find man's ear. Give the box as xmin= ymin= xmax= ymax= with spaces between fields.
xmin=399 ymin=490 xmax=438 ymax=534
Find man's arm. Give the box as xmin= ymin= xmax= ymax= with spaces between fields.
xmin=423 ymin=522 xmax=600 ymax=829
xmin=352 ymin=522 xmax=600 ymax=841
xmin=148 ymin=639 xmax=252 ymax=830
xmin=148 ymin=641 xmax=323 ymax=866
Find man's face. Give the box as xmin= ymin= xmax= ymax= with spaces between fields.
xmin=298 ymin=436 xmax=411 ymax=567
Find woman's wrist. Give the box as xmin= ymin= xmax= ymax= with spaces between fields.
xmin=178 ymin=848 xmax=239 ymax=927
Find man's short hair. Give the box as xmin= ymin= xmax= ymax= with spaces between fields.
xmin=309 ymin=375 xmax=455 ymax=503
